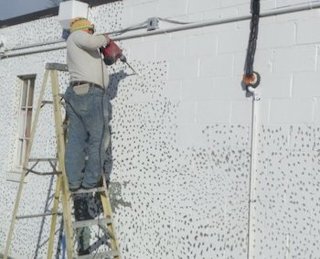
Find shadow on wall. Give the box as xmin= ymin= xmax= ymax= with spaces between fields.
xmin=103 ymin=69 xmax=132 ymax=209
xmin=103 ymin=69 xmax=129 ymax=182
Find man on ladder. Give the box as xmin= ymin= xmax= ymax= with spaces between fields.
xmin=3 ymin=16 xmax=120 ymax=259
xmin=65 ymin=17 xmax=111 ymax=256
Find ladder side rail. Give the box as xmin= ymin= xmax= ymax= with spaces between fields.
xmin=42 ymin=155 xmax=61 ymax=259
xmin=47 ymin=174 xmax=63 ymax=259
xmin=100 ymin=193 xmax=121 ymax=258
xmin=100 ymin=176 xmax=121 ymax=259
xmin=3 ymin=70 xmax=50 ymax=259
xmin=50 ymin=70 xmax=75 ymax=258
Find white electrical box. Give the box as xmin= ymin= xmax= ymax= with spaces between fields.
xmin=0 ymin=34 xmax=6 ymax=55
xmin=57 ymin=0 xmax=89 ymax=29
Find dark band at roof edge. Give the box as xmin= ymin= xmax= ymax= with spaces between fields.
xmin=0 ymin=0 xmax=121 ymax=28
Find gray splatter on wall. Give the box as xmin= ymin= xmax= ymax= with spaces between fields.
xmin=0 ymin=49 xmax=71 ymax=258
xmin=105 ymin=58 xmax=251 ymax=259
xmin=253 ymin=125 xmax=320 ymax=258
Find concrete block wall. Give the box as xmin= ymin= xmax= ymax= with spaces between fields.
xmin=0 ymin=0 xmax=319 ymax=258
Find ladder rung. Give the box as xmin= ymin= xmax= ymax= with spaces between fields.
xmin=19 ymin=137 xmax=31 ymax=140
xmin=77 ymin=250 xmax=120 ymax=259
xmin=46 ymin=62 xmax=68 ymax=71
xmin=28 ymin=158 xmax=57 ymax=162
xmin=35 ymin=172 xmax=61 ymax=176
xmin=24 ymin=168 xmax=61 ymax=176
xmin=42 ymin=100 xmax=53 ymax=104
xmin=72 ymin=187 xmax=106 ymax=194
xmin=73 ymin=218 xmax=112 ymax=229
xmin=16 ymin=212 xmax=62 ymax=219
xmin=42 ymin=97 xmax=64 ymax=105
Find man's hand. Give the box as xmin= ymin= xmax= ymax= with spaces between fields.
xmin=104 ymin=34 xmax=111 ymax=45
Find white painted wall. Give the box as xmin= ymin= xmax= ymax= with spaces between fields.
xmin=0 ymin=0 xmax=320 ymax=258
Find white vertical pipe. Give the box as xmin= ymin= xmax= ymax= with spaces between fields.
xmin=247 ymin=86 xmax=261 ymax=259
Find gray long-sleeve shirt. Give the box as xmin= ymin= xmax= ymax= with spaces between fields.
xmin=67 ymin=30 xmax=109 ymax=88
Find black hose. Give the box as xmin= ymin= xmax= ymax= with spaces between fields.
xmin=244 ymin=0 xmax=261 ymax=88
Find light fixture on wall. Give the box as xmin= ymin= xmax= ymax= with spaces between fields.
xmin=147 ymin=17 xmax=160 ymax=31
xmin=0 ymin=35 xmax=6 ymax=56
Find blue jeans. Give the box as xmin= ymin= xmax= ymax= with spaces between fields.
xmin=64 ymin=84 xmax=106 ymax=189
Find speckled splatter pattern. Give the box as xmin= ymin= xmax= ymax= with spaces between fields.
xmin=0 ymin=49 xmax=72 ymax=257
xmin=102 ymin=60 xmax=252 ymax=259
xmin=0 ymin=1 xmax=320 ymax=259
xmin=253 ymin=125 xmax=320 ymax=258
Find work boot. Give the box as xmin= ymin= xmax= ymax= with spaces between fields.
xmin=73 ymin=193 xmax=94 ymax=220
xmin=78 ymin=247 xmax=90 ymax=255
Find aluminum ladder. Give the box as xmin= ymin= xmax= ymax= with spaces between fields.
xmin=3 ymin=63 xmax=121 ymax=259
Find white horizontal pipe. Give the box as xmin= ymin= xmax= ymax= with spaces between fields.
xmin=116 ymin=1 xmax=320 ymax=40
xmin=1 ymin=2 xmax=320 ymax=58
xmin=10 ymin=39 xmax=64 ymax=51
xmin=9 ymin=26 xmax=148 ymax=52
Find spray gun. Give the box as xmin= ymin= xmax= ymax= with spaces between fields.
xmin=100 ymin=40 xmax=139 ymax=75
